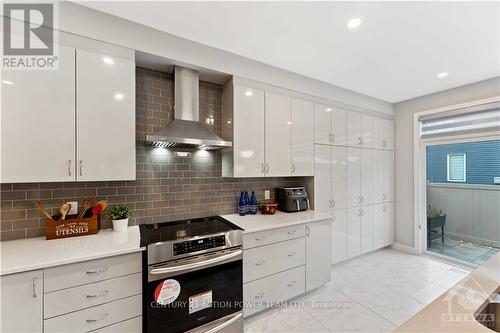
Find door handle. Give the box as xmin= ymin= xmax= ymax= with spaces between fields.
xmin=67 ymin=160 xmax=72 ymax=177
xmin=266 ymin=163 xmax=269 ymax=174
xmin=254 ymin=236 xmax=266 ymax=241
xmin=261 ymin=162 xmax=265 ymax=174
xmin=306 ymin=225 xmax=310 ymax=236
xmin=292 ymin=163 xmax=295 ymax=173
xmin=287 ymin=230 xmax=297 ymax=235
xmin=287 ymin=281 xmax=297 ymax=287
xmin=331 ymin=133 xmax=335 ymax=143
xmin=86 ymin=267 xmax=109 ymax=275
xmin=357 ymin=209 xmax=362 ymax=217
xmin=287 ymin=252 xmax=296 ymax=257
xmin=358 ymin=196 xmax=362 ymax=204
xmin=86 ymin=290 xmax=109 ymax=299
xmin=254 ymin=292 xmax=265 ymax=299
xmin=361 ymin=137 xmax=364 ymax=145
xmin=358 ymin=137 xmax=363 ymax=145
xmin=255 ymin=260 xmax=266 ymax=266
xmin=79 ymin=160 xmax=83 ymax=176
xmin=86 ymin=313 xmax=109 ymax=323
xmin=32 ymin=277 xmax=38 ymax=298
xmin=332 ymin=200 xmax=335 ymax=208
xmin=382 ymin=205 xmax=387 ymax=212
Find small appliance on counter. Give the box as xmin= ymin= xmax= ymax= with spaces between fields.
xmin=276 ymin=187 xmax=310 ymax=213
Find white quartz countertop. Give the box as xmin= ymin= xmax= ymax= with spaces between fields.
xmin=221 ymin=210 xmax=331 ymax=233
xmin=0 ymin=226 xmax=144 ymax=276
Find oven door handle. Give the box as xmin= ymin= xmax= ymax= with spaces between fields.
xmin=150 ymin=249 xmax=243 ymax=275
xmin=187 ymin=312 xmax=243 ymax=333
xmin=204 ymin=312 xmax=242 ymax=333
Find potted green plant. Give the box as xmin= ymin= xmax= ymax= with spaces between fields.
xmin=109 ymin=204 xmax=132 ymax=232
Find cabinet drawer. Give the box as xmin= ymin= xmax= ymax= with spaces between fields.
xmin=44 ymin=273 xmax=141 ymax=319
xmin=244 ymin=237 xmax=305 ymax=283
xmin=44 ymin=294 xmax=141 ymax=333
xmin=243 ymin=224 xmax=305 ymax=249
xmin=91 ymin=316 xmax=141 ymax=333
xmin=243 ymin=266 xmax=305 ymax=317
xmin=44 ymin=253 xmax=141 ymax=292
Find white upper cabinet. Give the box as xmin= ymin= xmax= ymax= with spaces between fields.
xmin=383 ymin=151 xmax=395 ymax=202
xmin=332 ymin=108 xmax=347 ymax=146
xmin=265 ymin=92 xmax=292 ymax=177
xmin=332 ymin=146 xmax=347 ymax=210
xmin=234 ymin=85 xmax=265 ymax=177
xmin=1 ymin=45 xmax=76 ymax=183
xmin=76 ymin=49 xmax=136 ymax=181
xmin=373 ymin=118 xmax=395 ymax=150
xmin=360 ymin=148 xmax=373 ymax=206
xmin=373 ymin=150 xmax=385 ymax=204
xmin=314 ymin=145 xmax=332 ymax=212
xmin=314 ymin=104 xmax=332 ymax=145
xmin=347 ymin=111 xmax=373 ymax=148
xmin=291 ymin=98 xmax=314 ymax=176
xmin=314 ymin=104 xmax=346 ymax=146
xmin=1 ymin=270 xmax=43 ymax=333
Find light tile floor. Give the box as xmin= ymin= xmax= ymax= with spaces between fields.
xmin=427 ymin=236 xmax=499 ymax=265
xmin=244 ymin=248 xmax=471 ymax=333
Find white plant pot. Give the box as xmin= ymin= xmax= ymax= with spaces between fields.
xmin=112 ymin=218 xmax=129 ymax=232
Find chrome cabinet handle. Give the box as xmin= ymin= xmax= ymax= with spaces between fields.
xmin=357 ymin=209 xmax=362 ymax=217
xmin=254 ymin=292 xmax=265 ymax=299
xmin=360 ymin=196 xmax=364 ymax=204
xmin=291 ymin=163 xmax=295 ymax=173
xmin=361 ymin=137 xmax=364 ymax=145
xmin=79 ymin=160 xmax=83 ymax=176
xmin=86 ymin=313 xmax=109 ymax=323
xmin=255 ymin=260 xmax=266 ymax=266
xmin=288 ymin=230 xmax=297 ymax=235
xmin=361 ymin=208 xmax=364 ymax=216
xmin=332 ymin=200 xmax=335 ymax=208
xmin=331 ymin=133 xmax=335 ymax=143
xmin=67 ymin=160 xmax=72 ymax=176
xmin=86 ymin=267 xmax=109 ymax=275
xmin=358 ymin=137 xmax=362 ymax=145
xmin=287 ymin=252 xmax=296 ymax=257
xmin=382 ymin=205 xmax=387 ymax=212
xmin=32 ymin=277 xmax=38 ymax=298
xmin=255 ymin=236 xmax=265 ymax=241
xmin=332 ymin=214 xmax=336 ymax=222
xmin=306 ymin=225 xmax=310 ymax=236
xmin=261 ymin=162 xmax=265 ymax=174
xmin=86 ymin=290 xmax=109 ymax=299
xmin=287 ymin=281 xmax=297 ymax=287
xmin=358 ymin=196 xmax=362 ymax=204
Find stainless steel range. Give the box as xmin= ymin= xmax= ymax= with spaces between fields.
xmin=140 ymin=216 xmax=243 ymax=333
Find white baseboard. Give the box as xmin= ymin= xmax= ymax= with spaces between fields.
xmin=391 ymin=242 xmax=416 ymax=254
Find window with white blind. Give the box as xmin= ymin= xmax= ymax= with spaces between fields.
xmin=447 ymin=153 xmax=466 ymax=182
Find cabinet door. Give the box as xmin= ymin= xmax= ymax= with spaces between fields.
xmin=360 ymin=115 xmax=373 ymax=148
xmin=346 ymin=111 xmax=362 ymax=147
xmin=306 ymin=220 xmax=332 ymax=291
xmin=346 ymin=148 xmax=361 ymax=208
xmin=383 ymin=151 xmax=394 ymax=202
xmin=1 ymin=270 xmax=43 ymax=332
xmin=291 ymin=98 xmax=314 ymax=176
xmin=373 ymin=204 xmax=386 ymax=249
xmin=385 ymin=203 xmax=395 ymax=246
xmin=233 ymin=86 xmax=265 ymax=177
xmin=314 ymin=145 xmax=332 ymax=211
xmin=1 ymin=45 xmax=75 ymax=183
xmin=383 ymin=119 xmax=395 ymax=151
xmin=265 ymin=92 xmax=291 ymax=176
xmin=372 ymin=117 xmax=384 ymax=150
xmin=332 ymin=108 xmax=347 ymax=146
xmin=332 ymin=146 xmax=347 ymax=210
xmin=360 ymin=205 xmax=374 ymax=254
xmin=314 ymin=104 xmax=332 ymax=145
xmin=347 ymin=208 xmax=361 ymax=259
xmin=373 ymin=150 xmax=384 ymax=204
xmin=332 ymin=210 xmax=347 ymax=264
xmin=360 ymin=148 xmax=373 ymax=206
xmin=76 ymin=49 xmax=135 ymax=181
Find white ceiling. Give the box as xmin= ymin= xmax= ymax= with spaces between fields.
xmin=79 ymin=1 xmax=500 ymax=103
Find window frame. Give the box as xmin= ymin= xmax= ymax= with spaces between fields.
xmin=447 ymin=153 xmax=467 ymax=182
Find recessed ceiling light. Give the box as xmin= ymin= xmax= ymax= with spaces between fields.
xmin=245 ymin=91 xmax=253 ymax=97
xmin=436 ymin=72 xmax=448 ymax=79
xmin=2 ymin=80 xmax=13 ymax=85
xmin=114 ymin=92 xmax=124 ymax=101
xmin=347 ymin=17 xmax=362 ymax=30
xmin=326 ymin=108 xmax=332 ymax=112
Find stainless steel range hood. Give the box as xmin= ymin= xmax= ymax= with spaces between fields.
xmin=146 ymin=67 xmax=232 ymax=150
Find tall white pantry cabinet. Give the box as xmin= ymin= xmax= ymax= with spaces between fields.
xmin=314 ymin=107 xmax=394 ymax=264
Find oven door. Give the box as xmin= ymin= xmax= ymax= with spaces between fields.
xmin=145 ymin=248 xmax=243 ymax=333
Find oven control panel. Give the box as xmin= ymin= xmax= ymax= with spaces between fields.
xmin=173 ymin=235 xmax=226 ymax=256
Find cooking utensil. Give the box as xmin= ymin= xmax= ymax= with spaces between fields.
xmin=36 ymin=200 xmax=54 ymax=221
xmin=78 ymin=197 xmax=98 ymax=219
xmin=59 ymin=203 xmax=71 ymax=220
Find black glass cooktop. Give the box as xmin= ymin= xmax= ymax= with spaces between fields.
xmin=139 ymin=216 xmax=240 ymax=246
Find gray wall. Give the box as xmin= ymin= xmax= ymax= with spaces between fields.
xmin=59 ymin=2 xmax=393 ymax=116
xmin=394 ymin=77 xmax=500 ymax=248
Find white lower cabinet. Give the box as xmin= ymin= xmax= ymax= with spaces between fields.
xmin=305 ymin=220 xmax=332 ymax=291
xmin=347 ymin=208 xmax=362 ymax=259
xmin=0 ymin=253 xmax=142 ymax=333
xmin=243 ymin=221 xmax=330 ymax=317
xmin=360 ymin=206 xmax=374 ymax=253
xmin=1 ymin=270 xmax=43 ymax=333
xmin=374 ymin=203 xmax=395 ymax=248
xmin=332 ymin=210 xmax=347 ymax=264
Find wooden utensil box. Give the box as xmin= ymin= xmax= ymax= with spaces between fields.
xmin=45 ymin=215 xmax=99 ymax=240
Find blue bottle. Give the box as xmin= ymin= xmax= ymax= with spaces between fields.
xmin=238 ymin=192 xmax=246 ymax=216
xmin=244 ymin=191 xmax=250 ymax=215
xmin=250 ymin=191 xmax=257 ymax=215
